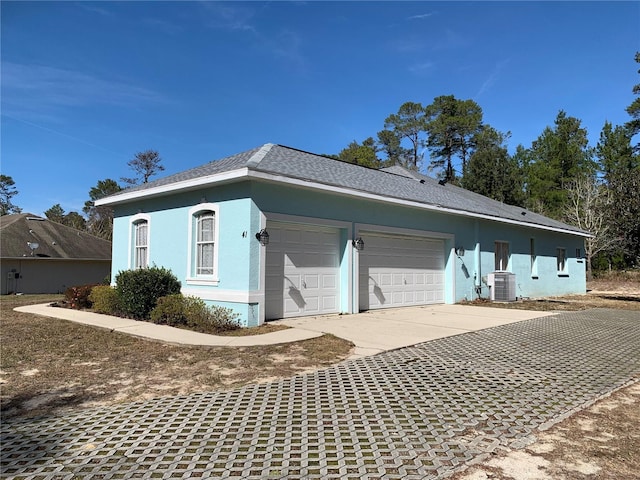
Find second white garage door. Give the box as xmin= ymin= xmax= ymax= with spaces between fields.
xmin=359 ymin=232 xmax=445 ymax=311
xmin=265 ymin=222 xmax=341 ymax=320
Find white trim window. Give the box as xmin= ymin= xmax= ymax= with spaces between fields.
xmin=129 ymin=213 xmax=151 ymax=269
xmin=530 ymin=237 xmax=538 ymax=277
xmin=494 ymin=241 xmax=510 ymax=271
xmin=134 ymin=221 xmax=149 ymax=269
xmin=187 ymin=204 xmax=220 ymax=284
xmin=557 ymin=247 xmax=567 ymax=274
xmin=196 ymin=211 xmax=215 ymax=275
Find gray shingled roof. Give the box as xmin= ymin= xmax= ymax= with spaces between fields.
xmin=0 ymin=214 xmax=112 ymax=260
xmin=100 ymin=143 xmax=588 ymax=236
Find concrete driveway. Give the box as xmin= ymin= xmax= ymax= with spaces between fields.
xmin=274 ymin=304 xmax=556 ymax=358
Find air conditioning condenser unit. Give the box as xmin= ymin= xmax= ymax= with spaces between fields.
xmin=488 ymin=272 xmax=516 ymax=302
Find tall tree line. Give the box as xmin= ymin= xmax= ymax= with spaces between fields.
xmin=334 ymin=52 xmax=640 ymax=272
xmin=3 ymin=53 xmax=638 ymax=272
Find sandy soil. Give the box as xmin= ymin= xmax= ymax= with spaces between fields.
xmin=450 ymin=382 xmax=640 ymax=479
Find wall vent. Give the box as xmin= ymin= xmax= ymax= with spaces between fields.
xmin=488 ymin=272 xmax=516 ymax=302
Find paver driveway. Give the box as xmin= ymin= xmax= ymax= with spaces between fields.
xmin=2 ymin=308 xmax=640 ymax=479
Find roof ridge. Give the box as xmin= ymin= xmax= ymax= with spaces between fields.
xmin=0 ymin=213 xmax=26 ymax=230
xmin=380 ymin=165 xmax=422 ymax=180
xmin=246 ymin=143 xmax=275 ymax=168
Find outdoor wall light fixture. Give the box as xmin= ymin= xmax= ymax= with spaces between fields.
xmin=352 ymin=237 xmax=365 ymax=251
xmin=255 ymin=229 xmax=270 ymax=246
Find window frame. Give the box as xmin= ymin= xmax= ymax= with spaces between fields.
xmin=129 ymin=213 xmax=151 ymax=270
xmin=195 ymin=211 xmax=215 ymax=276
xmin=530 ymin=237 xmax=538 ymax=278
xmin=186 ymin=203 xmax=220 ymax=285
xmin=557 ymin=247 xmax=568 ymax=275
xmin=494 ymin=240 xmax=510 ymax=272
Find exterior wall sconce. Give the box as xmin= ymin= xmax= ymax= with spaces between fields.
xmin=255 ymin=229 xmax=270 ymax=246
xmin=352 ymin=237 xmax=364 ymax=251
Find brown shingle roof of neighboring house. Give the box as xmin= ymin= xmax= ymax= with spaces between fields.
xmin=0 ymin=213 xmax=112 ymax=260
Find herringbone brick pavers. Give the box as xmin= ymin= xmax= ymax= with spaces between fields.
xmin=2 ymin=308 xmax=639 ymax=479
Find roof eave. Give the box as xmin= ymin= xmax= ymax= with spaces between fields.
xmin=94 ymin=168 xmax=250 ymax=207
xmin=246 ymin=170 xmax=591 ymax=238
xmin=94 ymin=164 xmax=589 ymax=238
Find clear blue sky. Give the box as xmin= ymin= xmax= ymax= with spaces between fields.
xmin=2 ymin=1 xmax=639 ymax=217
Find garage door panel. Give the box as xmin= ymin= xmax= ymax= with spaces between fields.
xmin=322 ymin=295 xmax=337 ymax=310
xmin=266 ymin=250 xmax=284 ymax=267
xmin=303 ymin=274 xmax=319 ymax=289
xmin=304 ymin=296 xmax=319 ymax=311
xmin=266 ymin=222 xmax=341 ymax=320
xmin=359 ymin=233 xmax=445 ymax=311
xmin=322 ymin=274 xmax=337 ymax=289
xmin=284 ymin=229 xmax=302 ymax=243
xmin=284 ymin=252 xmax=336 ymax=268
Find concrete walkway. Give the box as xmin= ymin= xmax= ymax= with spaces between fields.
xmin=16 ymin=303 xmax=553 ymax=355
xmin=14 ymin=303 xmax=323 ymax=347
xmin=275 ymin=305 xmax=556 ymax=358
xmin=3 ymin=308 xmax=639 ymax=479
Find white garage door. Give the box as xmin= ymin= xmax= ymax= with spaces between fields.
xmin=265 ymin=222 xmax=341 ymax=320
xmin=359 ymin=232 xmax=445 ymax=311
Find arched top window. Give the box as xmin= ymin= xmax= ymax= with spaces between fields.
xmin=187 ymin=204 xmax=219 ymax=284
xmin=130 ymin=214 xmax=150 ymax=269
xmin=195 ymin=211 xmax=215 ymax=275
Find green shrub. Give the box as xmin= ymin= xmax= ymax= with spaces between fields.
xmin=201 ymin=305 xmax=241 ymax=333
xmin=88 ymin=285 xmax=121 ymax=315
xmin=64 ymin=284 xmax=98 ymax=309
xmin=150 ymin=294 xmax=193 ymax=327
xmin=115 ymin=266 xmax=181 ymax=320
xmin=150 ymin=294 xmax=240 ymax=333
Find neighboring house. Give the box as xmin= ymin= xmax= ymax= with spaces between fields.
xmin=0 ymin=213 xmax=112 ymax=294
xmin=96 ymin=143 xmax=589 ymax=326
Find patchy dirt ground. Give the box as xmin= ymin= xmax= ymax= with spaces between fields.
xmin=449 ymin=273 xmax=640 ymax=479
xmin=467 ymin=274 xmax=640 ymax=312
xmin=2 ymin=274 xmax=639 ymax=478
xmin=450 ymin=382 xmax=640 ymax=480
xmin=0 ymin=295 xmax=354 ymax=419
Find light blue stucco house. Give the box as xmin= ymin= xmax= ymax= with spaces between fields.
xmin=96 ymin=144 xmax=589 ymax=326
